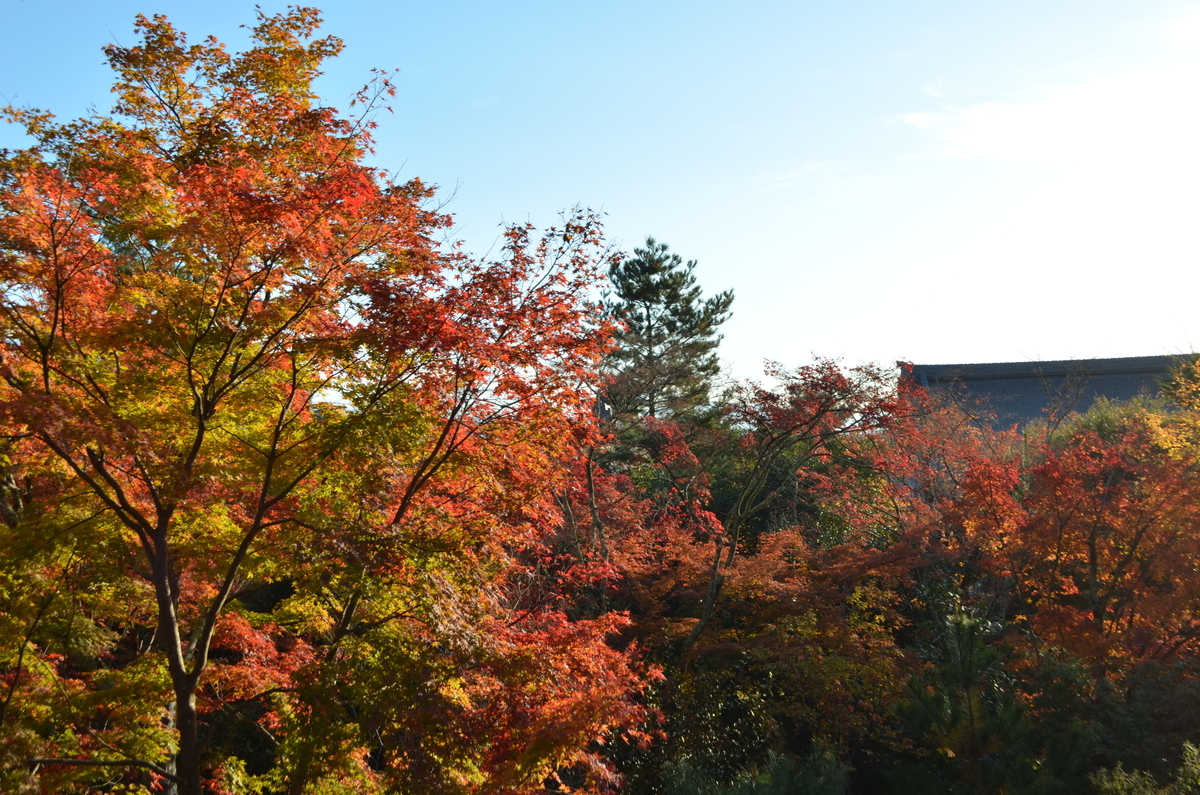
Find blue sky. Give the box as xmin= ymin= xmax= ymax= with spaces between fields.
xmin=3 ymin=1 xmax=1200 ymax=378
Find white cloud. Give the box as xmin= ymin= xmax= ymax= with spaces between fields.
xmin=1166 ymin=9 xmax=1200 ymax=48
xmin=875 ymin=24 xmax=1200 ymax=367
xmin=899 ymin=58 xmax=1200 ymax=172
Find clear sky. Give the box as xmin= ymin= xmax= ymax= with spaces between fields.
xmin=3 ymin=1 xmax=1200 ymax=378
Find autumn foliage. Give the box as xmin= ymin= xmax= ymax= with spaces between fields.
xmin=7 ymin=7 xmax=1200 ymax=795
xmin=0 ymin=9 xmax=650 ymax=794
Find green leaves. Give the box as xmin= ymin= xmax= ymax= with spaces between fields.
xmin=0 ymin=9 xmax=647 ymax=792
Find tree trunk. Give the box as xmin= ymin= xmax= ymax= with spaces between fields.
xmin=175 ymin=689 xmax=203 ymax=795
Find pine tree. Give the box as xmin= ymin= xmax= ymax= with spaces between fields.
xmin=604 ymin=237 xmax=734 ymax=419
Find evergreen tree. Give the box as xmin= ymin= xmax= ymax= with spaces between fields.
xmin=604 ymin=237 xmax=734 ymax=419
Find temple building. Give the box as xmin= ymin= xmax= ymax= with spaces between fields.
xmin=899 ymin=355 xmax=1181 ymax=428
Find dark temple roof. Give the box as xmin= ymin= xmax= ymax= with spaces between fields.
xmin=901 ymin=355 xmax=1180 ymax=428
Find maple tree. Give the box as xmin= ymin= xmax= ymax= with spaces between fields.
xmin=575 ymin=362 xmax=924 ymax=791
xmin=566 ymin=268 xmax=1200 ymax=789
xmin=958 ymin=409 xmax=1200 ymax=672
xmin=682 ymin=362 xmax=904 ymax=649
xmin=601 ymin=370 xmax=1200 ymax=790
xmin=0 ymin=9 xmax=651 ymax=794
xmin=858 ymin=394 xmax=1200 ymax=791
xmin=14 ymin=8 xmax=1200 ymax=795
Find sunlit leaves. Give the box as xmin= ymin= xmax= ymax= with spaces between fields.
xmin=0 ymin=8 xmax=647 ymax=793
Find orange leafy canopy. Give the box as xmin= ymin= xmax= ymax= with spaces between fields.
xmin=0 ymin=9 xmax=647 ymax=794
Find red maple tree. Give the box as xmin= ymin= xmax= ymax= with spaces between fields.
xmin=0 ymin=9 xmax=649 ymax=793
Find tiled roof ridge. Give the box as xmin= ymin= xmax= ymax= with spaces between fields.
xmin=908 ymin=355 xmax=1182 ymax=383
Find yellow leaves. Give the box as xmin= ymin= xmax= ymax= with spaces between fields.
xmin=271 ymin=593 xmax=336 ymax=637
xmin=439 ymin=676 xmax=474 ymax=710
xmin=0 ymin=8 xmax=638 ymax=791
xmin=89 ymin=656 xmax=174 ymax=730
xmin=171 ymin=503 xmax=245 ymax=576
xmin=847 ymin=583 xmax=897 ymax=633
xmin=1167 ymin=356 xmax=1200 ymax=412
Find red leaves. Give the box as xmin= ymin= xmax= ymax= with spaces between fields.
xmin=206 ymin=614 xmax=314 ymax=706
xmin=0 ymin=9 xmax=649 ymax=793
xmin=890 ymin=401 xmax=1200 ymax=673
xmin=1009 ymin=427 xmax=1200 ymax=667
xmin=459 ymin=611 xmax=656 ymax=790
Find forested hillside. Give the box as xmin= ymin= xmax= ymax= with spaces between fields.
xmin=3 ymin=9 xmax=1200 ymax=794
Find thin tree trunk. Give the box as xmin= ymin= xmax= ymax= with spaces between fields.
xmin=585 ymin=451 xmax=609 ymax=561
xmin=682 ymin=540 xmax=725 ymax=651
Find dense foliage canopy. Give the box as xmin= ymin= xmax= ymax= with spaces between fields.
xmin=0 ymin=10 xmax=649 ymax=794
xmin=5 ymin=8 xmax=1200 ymax=795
